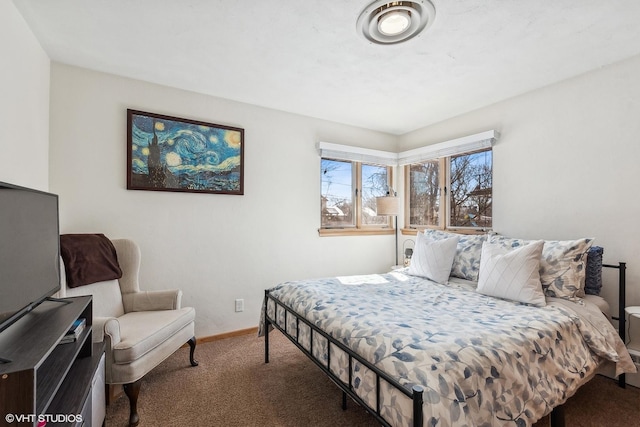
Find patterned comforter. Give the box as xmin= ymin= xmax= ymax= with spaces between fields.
xmin=261 ymin=271 xmax=635 ymax=427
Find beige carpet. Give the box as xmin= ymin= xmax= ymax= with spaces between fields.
xmin=105 ymin=332 xmax=639 ymax=426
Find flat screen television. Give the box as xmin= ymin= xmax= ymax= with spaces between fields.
xmin=0 ymin=181 xmax=61 ymax=333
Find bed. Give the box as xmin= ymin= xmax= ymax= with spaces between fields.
xmin=260 ymin=232 xmax=637 ymax=427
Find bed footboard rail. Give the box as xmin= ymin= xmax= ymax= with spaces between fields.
xmin=603 ymin=262 xmax=626 ymax=388
xmin=264 ymin=289 xmax=424 ymax=427
xmin=263 ymin=258 xmax=628 ymax=426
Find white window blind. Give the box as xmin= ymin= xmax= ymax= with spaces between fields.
xmin=318 ymin=130 xmax=499 ymax=166
xmin=317 ymin=141 xmax=397 ymax=166
xmin=397 ymin=130 xmax=499 ymax=165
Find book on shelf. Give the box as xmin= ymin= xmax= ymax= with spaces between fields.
xmin=59 ymin=317 xmax=86 ymax=344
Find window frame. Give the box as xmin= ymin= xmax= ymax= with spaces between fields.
xmin=402 ymin=147 xmax=492 ymax=235
xmin=319 ymin=158 xmax=396 ymax=237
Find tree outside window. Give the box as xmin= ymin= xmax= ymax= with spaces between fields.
xmin=321 ymin=159 xmax=392 ymax=232
xmin=449 ymin=150 xmax=492 ymax=228
xmin=406 ymin=148 xmax=492 ymax=231
xmin=321 ymin=159 xmax=353 ymax=228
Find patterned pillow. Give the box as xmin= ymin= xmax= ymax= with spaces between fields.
xmin=408 ymin=233 xmax=459 ymax=284
xmin=488 ymin=234 xmax=593 ymax=300
xmin=584 ymin=246 xmax=604 ymax=296
xmin=477 ymin=240 xmax=546 ymax=306
xmin=423 ymin=229 xmax=487 ymax=281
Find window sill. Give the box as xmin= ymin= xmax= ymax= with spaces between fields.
xmin=401 ymin=227 xmax=490 ymax=236
xmin=319 ymin=228 xmax=396 ymax=237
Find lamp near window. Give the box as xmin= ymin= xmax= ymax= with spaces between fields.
xmin=403 ymin=239 xmax=415 ymax=267
xmin=376 ymin=192 xmax=400 ymax=266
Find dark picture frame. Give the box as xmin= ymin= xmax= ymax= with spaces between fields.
xmin=127 ymin=109 xmax=244 ymax=195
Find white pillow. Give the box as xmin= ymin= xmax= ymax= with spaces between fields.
xmin=408 ymin=233 xmax=459 ymax=284
xmin=477 ymin=240 xmax=546 ymax=306
xmin=488 ymin=234 xmax=593 ymax=300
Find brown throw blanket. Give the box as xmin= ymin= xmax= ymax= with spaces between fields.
xmin=60 ymin=234 xmax=122 ymax=288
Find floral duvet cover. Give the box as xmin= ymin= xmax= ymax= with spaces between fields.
xmin=261 ymin=271 xmax=635 ymax=427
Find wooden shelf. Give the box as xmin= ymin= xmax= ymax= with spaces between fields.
xmin=48 ymin=342 xmax=105 ymax=425
xmin=0 ymin=296 xmax=97 ymax=426
xmin=36 ymin=326 xmax=91 ymax=414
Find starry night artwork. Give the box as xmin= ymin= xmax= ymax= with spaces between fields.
xmin=127 ymin=110 xmax=244 ymax=195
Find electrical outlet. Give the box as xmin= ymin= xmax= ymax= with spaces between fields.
xmin=235 ymin=298 xmax=244 ymax=312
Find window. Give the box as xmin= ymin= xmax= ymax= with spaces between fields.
xmin=320 ymin=158 xmax=393 ymax=235
xmin=406 ymin=148 xmax=492 ymax=231
xmin=321 ymin=159 xmax=353 ymax=228
xmin=317 ymin=131 xmax=497 ymax=235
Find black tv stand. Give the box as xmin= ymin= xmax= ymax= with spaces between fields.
xmin=0 ymin=296 xmax=103 ymax=426
xmin=45 ymin=296 xmax=74 ymax=304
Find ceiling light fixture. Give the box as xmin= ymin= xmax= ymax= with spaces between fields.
xmin=378 ymin=10 xmax=411 ymax=36
xmin=357 ymin=0 xmax=436 ymax=45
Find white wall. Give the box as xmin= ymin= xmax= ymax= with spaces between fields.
xmin=0 ymin=1 xmax=50 ymax=190
xmin=399 ymin=54 xmax=640 ymax=306
xmin=399 ymin=55 xmax=640 ymax=385
xmin=48 ymin=63 xmax=398 ymax=338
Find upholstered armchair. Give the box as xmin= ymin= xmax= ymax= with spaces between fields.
xmin=59 ymin=237 xmax=197 ymax=426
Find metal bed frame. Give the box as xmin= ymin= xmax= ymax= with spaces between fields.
xmin=604 ymin=262 xmax=627 ymax=388
xmin=263 ymin=262 xmax=627 ymax=427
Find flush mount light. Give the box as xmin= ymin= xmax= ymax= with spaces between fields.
xmin=357 ymin=0 xmax=436 ymax=45
xmin=378 ymin=10 xmax=410 ymax=36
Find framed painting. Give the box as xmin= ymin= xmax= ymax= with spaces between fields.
xmin=127 ymin=109 xmax=244 ymax=195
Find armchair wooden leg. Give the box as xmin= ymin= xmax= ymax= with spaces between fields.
xmin=188 ymin=336 xmax=199 ymax=366
xmin=123 ymin=379 xmax=142 ymax=427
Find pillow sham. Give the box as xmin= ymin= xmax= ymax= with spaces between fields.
xmin=584 ymin=246 xmax=604 ymax=296
xmin=488 ymin=234 xmax=593 ymax=300
xmin=477 ymin=240 xmax=546 ymax=306
xmin=423 ymin=229 xmax=486 ymax=281
xmin=408 ymin=233 xmax=459 ymax=284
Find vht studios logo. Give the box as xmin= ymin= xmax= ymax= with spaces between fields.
xmin=4 ymin=413 xmax=83 ymax=424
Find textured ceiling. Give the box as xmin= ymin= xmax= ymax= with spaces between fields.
xmin=14 ymin=0 xmax=640 ymax=135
